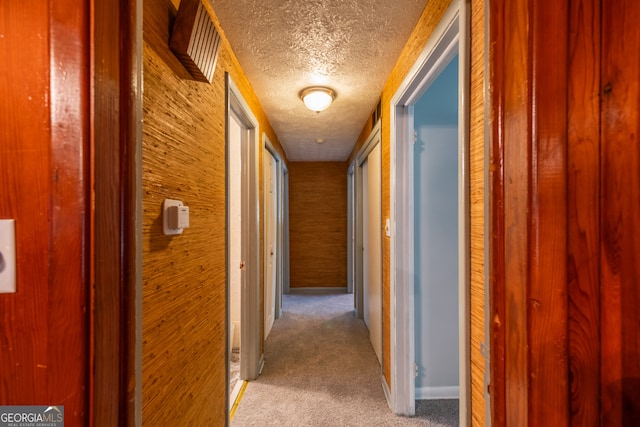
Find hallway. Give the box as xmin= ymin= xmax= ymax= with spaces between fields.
xmin=231 ymin=292 xmax=458 ymax=426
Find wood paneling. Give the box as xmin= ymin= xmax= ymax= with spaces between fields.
xmin=490 ymin=0 xmax=571 ymax=424
xmin=491 ymin=0 xmax=640 ymax=424
xmin=600 ymin=0 xmax=640 ymax=423
xmin=0 ymin=0 xmax=90 ymax=424
xmin=289 ymin=162 xmax=348 ymax=288
xmin=142 ymin=0 xmax=285 ymax=424
xmin=93 ymin=0 xmax=140 ymax=424
xmin=469 ymin=0 xmax=486 ymax=425
xmin=568 ymin=0 xmax=600 ymax=424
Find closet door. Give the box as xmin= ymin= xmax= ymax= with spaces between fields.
xmin=362 ymin=143 xmax=382 ymax=364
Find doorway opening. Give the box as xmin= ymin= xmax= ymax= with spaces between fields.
xmin=354 ymin=123 xmax=383 ymax=366
xmin=263 ymin=134 xmax=287 ymax=338
xmin=389 ymin=1 xmax=471 ymax=424
xmin=226 ymin=74 xmax=262 ymax=417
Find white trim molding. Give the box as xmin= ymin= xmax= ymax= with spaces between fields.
xmin=415 ymin=386 xmax=461 ymax=400
xmin=388 ymin=1 xmax=471 ymax=424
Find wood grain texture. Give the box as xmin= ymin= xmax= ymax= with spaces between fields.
xmin=488 ymin=0 xmax=506 ymax=422
xmin=499 ymin=1 xmax=531 ymax=424
xmin=288 ymin=162 xmax=348 ymax=288
xmin=491 ymin=0 xmax=574 ymax=424
xmin=529 ymin=2 xmax=570 ymax=425
xmin=567 ymin=0 xmax=601 ymax=424
xmin=93 ymin=0 xmax=140 ymax=424
xmin=600 ymin=0 xmax=640 ymax=423
xmin=0 ymin=0 xmax=90 ymax=424
xmin=141 ymin=0 xmax=286 ymax=425
xmin=469 ymin=1 xmax=486 ymax=425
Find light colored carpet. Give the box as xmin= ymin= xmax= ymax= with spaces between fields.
xmin=229 ymin=349 xmax=240 ymax=396
xmin=232 ymin=291 xmax=458 ymax=426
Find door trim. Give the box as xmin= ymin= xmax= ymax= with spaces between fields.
xmin=93 ymin=0 xmax=143 ymax=424
xmin=225 ymin=74 xmax=262 ymax=392
xmin=354 ymin=121 xmax=382 ymax=321
xmin=347 ymin=162 xmax=355 ymax=295
xmin=263 ymin=135 xmax=283 ymax=325
xmin=389 ymin=0 xmax=471 ymax=422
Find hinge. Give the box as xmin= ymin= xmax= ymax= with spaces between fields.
xmin=480 ymin=341 xmax=489 ymax=359
xmin=412 ymin=130 xmax=417 ymax=144
xmin=414 ymin=363 xmax=418 ymax=378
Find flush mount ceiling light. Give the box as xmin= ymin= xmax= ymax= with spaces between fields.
xmin=300 ymin=87 xmax=336 ymax=113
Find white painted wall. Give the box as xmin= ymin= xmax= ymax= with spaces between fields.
xmin=229 ymin=115 xmax=242 ymax=350
xmin=413 ymin=55 xmax=459 ymax=398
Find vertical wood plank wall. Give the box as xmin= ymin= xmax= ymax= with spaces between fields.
xmin=490 ymin=0 xmax=640 ymax=424
xmin=288 ymin=162 xmax=348 ymax=288
xmin=142 ymin=0 xmax=285 ymax=424
xmin=599 ymin=0 xmax=640 ymax=423
xmin=0 ymin=0 xmax=90 ymax=424
xmin=93 ymin=0 xmax=141 ymax=423
xmin=567 ymin=0 xmax=600 ymax=424
xmin=348 ymin=3 xmax=489 ymax=422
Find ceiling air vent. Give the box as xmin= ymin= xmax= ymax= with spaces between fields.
xmin=170 ymin=0 xmax=221 ymax=83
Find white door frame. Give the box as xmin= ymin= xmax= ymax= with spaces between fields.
xmin=347 ymin=163 xmax=355 ymax=295
xmin=226 ymin=74 xmax=263 ymax=388
xmin=263 ymin=134 xmax=283 ymax=325
xmin=389 ymin=1 xmax=471 ymax=423
xmin=282 ymin=165 xmax=290 ymax=298
xmin=354 ymin=121 xmax=382 ymax=330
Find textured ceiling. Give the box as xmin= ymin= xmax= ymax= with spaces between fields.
xmin=212 ymin=0 xmax=429 ymax=161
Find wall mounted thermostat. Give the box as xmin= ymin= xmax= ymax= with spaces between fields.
xmin=163 ymin=199 xmax=190 ymax=235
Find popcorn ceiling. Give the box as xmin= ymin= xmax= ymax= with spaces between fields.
xmin=213 ymin=0 xmax=429 ymax=161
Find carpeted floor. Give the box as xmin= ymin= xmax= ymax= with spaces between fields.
xmin=232 ymin=291 xmax=459 ymax=426
xmin=229 ymin=349 xmax=240 ymax=397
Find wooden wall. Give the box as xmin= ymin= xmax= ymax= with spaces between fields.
xmin=142 ymin=0 xmax=285 ymax=424
xmin=0 ymin=0 xmax=90 ymax=424
xmin=289 ymin=162 xmax=348 ymax=288
xmin=489 ymin=0 xmax=640 ymax=424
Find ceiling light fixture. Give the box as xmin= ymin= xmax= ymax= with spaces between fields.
xmin=300 ymin=87 xmax=335 ymax=113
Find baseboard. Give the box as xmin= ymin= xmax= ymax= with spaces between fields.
xmin=381 ymin=375 xmax=393 ymax=410
xmin=288 ymin=287 xmax=347 ymax=295
xmin=415 ymin=385 xmax=459 ymax=400
xmin=258 ymin=354 xmax=265 ymax=375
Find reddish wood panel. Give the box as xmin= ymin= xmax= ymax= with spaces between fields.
xmin=490 ymin=0 xmax=571 ymax=424
xmin=496 ymin=0 xmax=532 ymax=424
xmin=600 ymin=0 xmax=640 ymax=424
xmin=0 ymin=0 xmax=90 ymax=424
xmin=488 ymin=0 xmax=507 ymax=423
xmin=0 ymin=0 xmax=52 ymax=405
xmin=529 ymin=1 xmax=570 ymax=425
xmin=567 ymin=0 xmax=601 ymax=425
xmin=93 ymin=0 xmax=139 ymax=424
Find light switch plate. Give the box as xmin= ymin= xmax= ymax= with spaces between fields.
xmin=0 ymin=219 xmax=16 ymax=293
xmin=163 ymin=199 xmax=184 ymax=235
